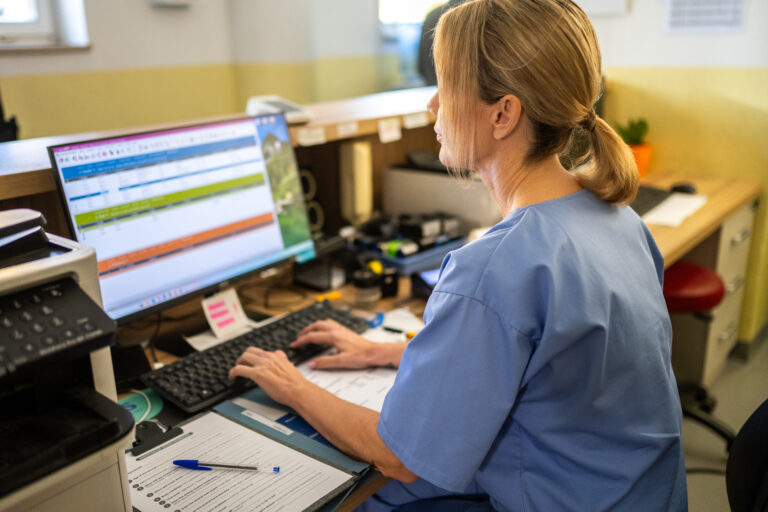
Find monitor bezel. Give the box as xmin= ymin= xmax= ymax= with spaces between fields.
xmin=47 ymin=114 xmax=314 ymax=325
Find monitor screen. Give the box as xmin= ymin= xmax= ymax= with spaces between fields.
xmin=49 ymin=115 xmax=315 ymax=323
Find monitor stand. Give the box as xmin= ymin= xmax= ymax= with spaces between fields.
xmin=111 ymin=344 xmax=152 ymax=393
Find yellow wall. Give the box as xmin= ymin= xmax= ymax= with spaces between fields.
xmin=604 ymin=67 xmax=768 ymax=341
xmin=1 ymin=65 xmax=238 ymax=139
xmin=2 ymin=56 xmax=395 ymax=140
xmin=231 ymin=55 xmax=393 ymax=112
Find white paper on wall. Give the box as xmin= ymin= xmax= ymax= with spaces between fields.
xmin=665 ymin=0 xmax=747 ymax=33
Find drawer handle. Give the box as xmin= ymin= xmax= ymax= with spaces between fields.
xmin=726 ymin=276 xmax=745 ymax=294
xmin=717 ymin=321 xmax=738 ymax=345
xmin=731 ymin=228 xmax=752 ymax=247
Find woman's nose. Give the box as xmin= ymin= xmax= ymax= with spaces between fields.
xmin=427 ymin=92 xmax=439 ymax=115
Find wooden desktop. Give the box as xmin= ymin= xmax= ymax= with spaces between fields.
xmin=0 ymin=87 xmax=761 ymax=510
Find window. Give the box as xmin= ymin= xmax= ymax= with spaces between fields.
xmin=0 ymin=0 xmax=88 ymax=49
xmin=378 ymin=0 xmax=441 ymax=24
xmin=378 ymin=0 xmax=440 ymax=88
xmin=0 ymin=0 xmax=55 ymax=45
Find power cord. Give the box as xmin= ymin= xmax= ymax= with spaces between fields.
xmin=128 ymin=388 xmax=153 ymax=424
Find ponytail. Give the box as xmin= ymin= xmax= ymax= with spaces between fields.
xmin=573 ymin=114 xmax=639 ymax=205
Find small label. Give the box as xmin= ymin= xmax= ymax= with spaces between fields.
xmin=297 ymin=126 xmax=327 ymax=146
xmin=378 ymin=118 xmax=402 ymax=144
xmin=336 ymin=121 xmax=359 ymax=138
xmin=402 ymin=112 xmax=430 ymax=129
xmin=202 ymin=288 xmax=249 ymax=339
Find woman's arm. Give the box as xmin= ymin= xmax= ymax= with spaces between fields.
xmin=229 ymin=347 xmax=417 ymax=482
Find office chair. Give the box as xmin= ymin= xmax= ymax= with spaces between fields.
xmin=726 ymin=397 xmax=768 ymax=512
xmin=663 ymin=261 xmax=736 ymax=449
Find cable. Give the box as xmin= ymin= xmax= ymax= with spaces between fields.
xmin=147 ymin=312 xmax=162 ymax=367
xmin=128 ymin=388 xmax=153 ymax=424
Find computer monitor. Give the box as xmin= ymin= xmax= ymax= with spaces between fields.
xmin=49 ymin=115 xmax=315 ymax=324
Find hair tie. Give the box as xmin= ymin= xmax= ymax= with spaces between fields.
xmin=580 ymin=110 xmax=597 ymax=132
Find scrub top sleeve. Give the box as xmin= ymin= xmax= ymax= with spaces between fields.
xmin=378 ymin=290 xmax=534 ymax=492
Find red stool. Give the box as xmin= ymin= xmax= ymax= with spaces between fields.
xmin=664 ymin=261 xmax=736 ymax=450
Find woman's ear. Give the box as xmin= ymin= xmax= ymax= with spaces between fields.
xmin=491 ymin=95 xmax=522 ymax=140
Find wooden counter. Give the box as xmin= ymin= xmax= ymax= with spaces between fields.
xmin=641 ymin=174 xmax=762 ymax=268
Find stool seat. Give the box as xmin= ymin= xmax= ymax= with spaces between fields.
xmin=663 ymin=261 xmax=725 ymax=313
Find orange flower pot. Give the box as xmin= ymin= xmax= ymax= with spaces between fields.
xmin=630 ymin=143 xmax=652 ymax=176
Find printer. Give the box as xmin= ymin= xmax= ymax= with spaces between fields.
xmin=0 ymin=209 xmax=134 ymax=512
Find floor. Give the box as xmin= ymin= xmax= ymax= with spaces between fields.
xmin=683 ymin=327 xmax=768 ymax=511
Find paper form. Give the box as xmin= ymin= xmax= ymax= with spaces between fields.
xmin=642 ymin=193 xmax=707 ymax=227
xmin=296 ymin=308 xmax=425 ymax=412
xmin=126 ymin=412 xmax=352 ymax=512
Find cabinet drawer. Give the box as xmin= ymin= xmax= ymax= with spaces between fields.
xmin=702 ymin=285 xmax=745 ymax=386
xmin=716 ymin=203 xmax=755 ymax=284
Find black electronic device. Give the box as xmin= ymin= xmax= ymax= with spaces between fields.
xmin=670 ymin=182 xmax=697 ymax=194
xmin=630 ymin=185 xmax=673 ymax=216
xmin=48 ymin=114 xmax=315 ymax=325
xmin=411 ymin=268 xmax=440 ymax=298
xmin=0 ymin=88 xmax=18 ymax=143
xmin=141 ymin=302 xmax=369 ymax=414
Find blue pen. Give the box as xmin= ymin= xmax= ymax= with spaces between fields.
xmin=173 ymin=459 xmax=279 ymax=473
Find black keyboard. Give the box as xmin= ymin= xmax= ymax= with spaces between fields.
xmin=141 ymin=302 xmax=370 ymax=413
xmin=630 ymin=185 xmax=672 ymax=217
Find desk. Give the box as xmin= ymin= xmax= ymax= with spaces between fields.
xmin=640 ymin=174 xmax=761 ymax=268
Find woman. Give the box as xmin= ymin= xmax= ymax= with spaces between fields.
xmin=230 ymin=1 xmax=688 ymax=510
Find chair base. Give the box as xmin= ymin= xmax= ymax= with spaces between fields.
xmin=680 ymin=384 xmax=736 ymax=451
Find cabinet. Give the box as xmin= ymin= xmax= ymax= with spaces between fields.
xmin=669 ymin=202 xmax=756 ymax=386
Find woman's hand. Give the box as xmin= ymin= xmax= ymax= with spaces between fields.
xmin=290 ymin=319 xmax=383 ymax=370
xmin=229 ymin=347 xmax=309 ymax=407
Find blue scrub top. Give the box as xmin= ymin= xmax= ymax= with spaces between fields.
xmin=378 ymin=189 xmax=687 ymax=511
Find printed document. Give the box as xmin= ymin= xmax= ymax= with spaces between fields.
xmin=298 ymin=307 xmax=424 ymax=411
xmin=126 ymin=412 xmax=353 ymax=512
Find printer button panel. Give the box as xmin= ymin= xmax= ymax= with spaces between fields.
xmin=0 ymin=277 xmax=116 ymax=376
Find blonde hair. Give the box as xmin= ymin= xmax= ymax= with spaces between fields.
xmin=433 ymin=0 xmax=638 ymax=204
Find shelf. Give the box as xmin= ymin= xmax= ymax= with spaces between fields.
xmin=0 ymin=87 xmax=436 ymax=201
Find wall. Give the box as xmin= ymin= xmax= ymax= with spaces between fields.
xmin=227 ymin=0 xmax=387 ymax=110
xmin=0 ymin=0 xmax=236 ymax=138
xmin=0 ymin=0 xmax=389 ymax=139
xmin=592 ymin=1 xmax=768 ymax=342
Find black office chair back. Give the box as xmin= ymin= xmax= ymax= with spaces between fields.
xmin=726 ymin=398 xmax=768 ymax=512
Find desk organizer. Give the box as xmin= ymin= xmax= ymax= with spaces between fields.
xmin=378 ymin=237 xmax=466 ymax=275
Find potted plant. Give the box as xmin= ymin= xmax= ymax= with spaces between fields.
xmin=616 ymin=118 xmax=651 ymax=176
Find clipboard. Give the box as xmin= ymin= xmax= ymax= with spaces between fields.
xmin=214 ymin=387 xmax=370 ymax=475
xmin=125 ymin=411 xmax=360 ymax=512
